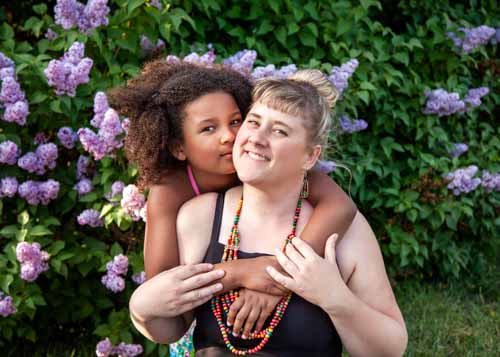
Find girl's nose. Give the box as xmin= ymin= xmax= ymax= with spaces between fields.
xmin=220 ymin=127 xmax=236 ymax=145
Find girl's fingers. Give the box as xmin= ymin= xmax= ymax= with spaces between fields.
xmin=181 ymin=283 xmax=223 ymax=303
xmin=227 ymin=295 xmax=244 ymax=327
xmin=180 ymin=269 xmax=225 ymax=291
xmin=241 ymin=306 xmax=261 ymax=339
xmin=285 ymin=242 xmax=306 ymax=266
xmin=254 ymin=305 xmax=273 ymax=334
xmin=266 ymin=266 xmax=296 ymax=290
xmin=175 ymin=263 xmax=214 ymax=280
xmin=274 ymin=249 xmax=300 ymax=277
xmin=290 ymin=237 xmax=318 ymax=260
xmin=231 ymin=302 xmax=251 ymax=337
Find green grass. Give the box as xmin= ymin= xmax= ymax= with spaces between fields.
xmin=6 ymin=273 xmax=499 ymax=356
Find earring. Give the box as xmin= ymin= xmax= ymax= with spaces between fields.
xmin=301 ymin=171 xmax=309 ymax=199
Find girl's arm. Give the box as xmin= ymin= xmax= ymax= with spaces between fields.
xmin=301 ymin=170 xmax=357 ymax=256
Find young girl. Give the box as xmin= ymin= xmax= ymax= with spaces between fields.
xmin=109 ymin=60 xmax=357 ymax=356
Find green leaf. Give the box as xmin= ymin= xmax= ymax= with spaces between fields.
xmin=0 ymin=274 xmax=14 ymax=293
xmin=16 ymin=229 xmax=28 ymax=241
xmin=79 ymin=192 xmax=99 ymax=203
xmin=393 ymin=52 xmax=409 ymax=65
xmin=48 ymin=241 xmax=66 ymax=256
xmin=360 ymin=82 xmax=377 ymax=91
xmin=101 ymin=204 xmax=114 ymax=217
xmin=18 ymin=211 xmax=30 ymax=225
xmin=357 ymin=90 xmax=370 ymax=105
xmin=29 ymin=225 xmax=53 ymax=237
xmin=275 ymin=26 xmax=287 ymax=46
xmin=336 ymin=18 xmax=351 ymax=37
xmin=110 ymin=242 xmax=123 ymax=257
xmin=0 ymin=225 xmax=18 ymax=238
xmin=288 ymin=23 xmax=300 ymax=35
xmin=127 ymin=0 xmax=144 ymax=14
xmin=33 ymin=4 xmax=47 ymax=15
xmin=298 ymin=30 xmax=317 ymax=48
xmin=0 ymin=23 xmax=15 ymax=40
xmin=30 ymin=92 xmax=48 ymax=104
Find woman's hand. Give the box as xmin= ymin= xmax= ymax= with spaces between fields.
xmin=266 ymin=234 xmax=350 ymax=311
xmin=130 ymin=263 xmax=225 ymax=321
xmin=226 ymin=289 xmax=282 ymax=339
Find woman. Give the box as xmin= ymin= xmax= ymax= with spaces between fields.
xmin=129 ymin=70 xmax=407 ymax=356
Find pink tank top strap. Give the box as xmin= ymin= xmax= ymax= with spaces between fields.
xmin=187 ymin=164 xmax=201 ymax=196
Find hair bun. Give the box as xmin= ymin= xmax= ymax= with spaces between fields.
xmin=289 ymin=69 xmax=339 ymax=109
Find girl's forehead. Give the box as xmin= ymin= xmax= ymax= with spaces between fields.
xmin=184 ymin=92 xmax=240 ymax=122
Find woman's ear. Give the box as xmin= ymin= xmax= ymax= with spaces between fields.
xmin=169 ymin=142 xmax=187 ymax=161
xmin=303 ymin=145 xmax=322 ymax=170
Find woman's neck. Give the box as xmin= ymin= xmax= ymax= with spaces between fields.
xmin=189 ymin=166 xmax=239 ymax=193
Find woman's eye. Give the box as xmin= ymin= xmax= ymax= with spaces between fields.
xmin=247 ymin=120 xmax=259 ymax=126
xmin=274 ymin=129 xmax=288 ymax=136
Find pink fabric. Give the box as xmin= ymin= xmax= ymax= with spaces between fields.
xmin=187 ymin=164 xmax=200 ymax=196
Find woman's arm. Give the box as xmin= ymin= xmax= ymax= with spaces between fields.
xmin=301 ymin=170 xmax=357 ymax=256
xmin=267 ymin=212 xmax=407 ymax=357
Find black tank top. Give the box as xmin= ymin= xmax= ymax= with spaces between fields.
xmin=193 ymin=193 xmax=343 ymax=356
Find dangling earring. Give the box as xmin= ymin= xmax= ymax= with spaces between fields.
xmin=301 ymin=171 xmax=309 ymax=199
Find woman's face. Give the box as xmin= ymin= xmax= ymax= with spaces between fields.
xmin=177 ymin=92 xmax=243 ymax=175
xmin=233 ymin=101 xmax=320 ymax=186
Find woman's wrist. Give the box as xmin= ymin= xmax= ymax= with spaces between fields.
xmin=320 ymin=282 xmax=355 ymax=317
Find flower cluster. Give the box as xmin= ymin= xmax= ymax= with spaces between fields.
xmin=422 ymin=87 xmax=489 ymax=117
xmin=223 ymin=49 xmax=257 ymax=76
xmin=131 ymin=271 xmax=146 ymax=285
xmin=445 ymin=165 xmax=481 ymax=195
xmin=314 ymin=160 xmax=337 ymax=174
xmin=74 ymin=177 xmax=93 ymax=196
xmin=77 ymin=209 xmax=103 ymax=227
xmin=18 ymin=143 xmax=58 ymax=175
xmin=96 ymin=338 xmax=143 ymax=357
xmin=0 ymin=52 xmax=29 ymax=125
xmin=77 ymin=155 xmax=92 ymax=179
xmin=54 ymin=0 xmax=110 ymax=34
xmin=140 ymin=35 xmax=165 ymax=56
xmin=101 ymin=254 xmax=128 ymax=293
xmin=45 ymin=28 xmax=59 ymax=40
xmin=447 ymin=25 xmax=496 ymax=53
xmin=166 ymin=49 xmax=216 ymax=67
xmin=0 ymin=292 xmax=16 ymax=317
xmin=34 ymin=132 xmax=48 ymax=145
xmin=44 ymin=41 xmax=93 ymax=97
xmin=149 ymin=0 xmax=162 ymax=10
xmin=449 ymin=143 xmax=468 ymax=158
xmin=490 ymin=28 xmax=500 ymax=45
xmin=16 ymin=242 xmax=50 ymax=282
xmin=0 ymin=140 xmax=19 ymax=165
xmin=57 ymin=126 xmax=78 ymax=149
xmin=18 ymin=179 xmax=60 ymax=205
xmin=0 ymin=177 xmax=19 ymax=198
xmin=251 ymin=64 xmax=297 ymax=80
xmin=105 ymin=180 xmax=125 ymax=201
xmin=480 ymin=171 xmax=500 ymax=192
xmin=328 ymin=59 xmax=359 ymax=96
xmin=338 ymin=115 xmax=368 ymax=134
xmin=463 ymin=87 xmax=490 ymax=107
xmin=120 ymin=184 xmax=146 ymax=222
xmin=78 ymin=92 xmax=125 ymax=160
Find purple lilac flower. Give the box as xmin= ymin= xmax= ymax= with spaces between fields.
xmin=98 ymin=108 xmax=124 ymax=152
xmin=447 ymin=25 xmax=496 ymax=53
xmin=45 ymin=29 xmax=59 ymax=40
xmin=38 ymin=179 xmax=60 ymax=204
xmin=76 ymin=155 xmax=91 ymax=179
xmin=54 ymin=0 xmax=109 ymax=33
xmin=18 ymin=181 xmax=41 ymax=205
xmin=0 ymin=52 xmax=15 ymax=70
xmin=338 ymin=115 xmax=368 ymax=134
xmin=34 ymin=132 xmax=48 ymax=145
xmin=57 ymin=126 xmax=78 ymax=149
xmin=0 ymin=177 xmax=18 ymax=198
xmin=183 ymin=50 xmax=216 ymax=67
xmin=150 ymin=0 xmax=162 ymax=10
xmin=328 ymin=59 xmax=359 ymax=96
xmin=91 ymin=91 xmax=109 ymax=128
xmin=36 ymin=143 xmax=58 ymax=170
xmin=121 ymin=118 xmax=130 ymax=134
xmin=74 ymin=178 xmax=93 ymax=196
xmin=140 ymin=35 xmax=165 ymax=55
xmin=139 ymin=205 xmax=147 ymax=223
xmin=44 ymin=41 xmax=93 ymax=97
xmin=121 ymin=184 xmax=146 ymax=221
xmin=106 ymin=254 xmax=129 ymax=276
xmin=77 ymin=209 xmax=103 ymax=227
xmin=490 ymin=28 xmax=500 ymax=45
xmin=463 ymin=87 xmax=489 ymax=108
xmin=3 ymin=100 xmax=29 ymax=125
xmin=101 ymin=272 xmax=125 ymax=293
xmin=132 ymin=271 xmax=146 ymax=285
xmin=314 ymin=160 xmax=337 ymax=174
xmin=78 ymin=128 xmax=106 ymax=160
xmin=0 ymin=76 xmax=25 ymax=103
xmin=422 ymin=89 xmax=466 ymax=117
xmin=105 ymin=180 xmax=125 ymax=201
xmin=0 ymin=293 xmax=16 ymax=317
xmin=96 ymin=338 xmax=113 ymax=357
xmin=445 ymin=165 xmax=482 ymax=195
xmin=15 ymin=242 xmax=50 ymax=282
xmin=83 ymin=0 xmax=110 ymax=30
xmin=0 ymin=58 xmax=30 ymax=126
xmin=0 ymin=140 xmax=19 ymax=165
xmin=111 ymin=342 xmax=143 ymax=357
xmin=0 ymin=67 xmax=15 ymax=80
xmin=480 ymin=171 xmax=500 ymax=192
xmin=449 ymin=143 xmax=468 ymax=158
xmin=224 ymin=50 xmax=257 ymax=75
xmin=18 ymin=152 xmax=44 ymax=175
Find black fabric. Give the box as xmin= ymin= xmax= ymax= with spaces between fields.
xmin=193 ymin=192 xmax=343 ymax=356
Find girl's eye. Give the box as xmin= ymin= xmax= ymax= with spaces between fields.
xmin=201 ymin=126 xmax=215 ymax=133
xmin=230 ymin=118 xmax=243 ymax=126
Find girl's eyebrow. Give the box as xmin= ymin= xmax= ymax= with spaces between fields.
xmin=198 ymin=110 xmax=242 ymax=124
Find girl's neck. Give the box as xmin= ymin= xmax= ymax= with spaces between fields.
xmin=188 ymin=165 xmax=239 ymax=193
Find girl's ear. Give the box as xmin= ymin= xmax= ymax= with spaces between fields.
xmin=303 ymin=145 xmax=321 ymax=171
xmin=169 ymin=142 xmax=187 ymax=161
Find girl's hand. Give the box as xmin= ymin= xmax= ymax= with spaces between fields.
xmin=240 ymin=256 xmax=289 ymax=295
xmin=131 ymin=263 xmax=225 ymax=320
xmin=226 ymin=288 xmax=282 ymax=339
xmin=266 ymin=234 xmax=350 ymax=311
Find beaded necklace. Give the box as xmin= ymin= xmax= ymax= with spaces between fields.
xmin=211 ymin=194 xmax=303 ymax=355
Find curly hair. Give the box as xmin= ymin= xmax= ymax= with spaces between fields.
xmin=107 ymin=60 xmax=253 ymax=189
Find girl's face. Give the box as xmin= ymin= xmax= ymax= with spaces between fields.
xmin=176 ymin=92 xmax=243 ymax=175
xmin=233 ymin=101 xmax=320 ymax=186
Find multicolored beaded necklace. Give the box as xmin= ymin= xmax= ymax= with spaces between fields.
xmin=211 ymin=194 xmax=303 ymax=355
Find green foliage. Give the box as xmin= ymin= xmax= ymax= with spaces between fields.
xmin=0 ymin=0 xmax=498 ymax=351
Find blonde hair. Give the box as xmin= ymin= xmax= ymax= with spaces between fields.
xmin=251 ymin=69 xmax=339 ymax=149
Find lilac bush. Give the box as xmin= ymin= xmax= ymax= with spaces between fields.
xmin=15 ymin=242 xmax=50 ymax=282
xmin=422 ymin=87 xmax=490 ymax=117
xmin=328 ymin=59 xmax=359 ymax=96
xmin=101 ymin=254 xmax=128 ymax=293
xmin=54 ymin=0 xmax=110 ymax=34
xmin=0 ymin=52 xmax=29 ymax=125
xmin=445 ymin=165 xmax=482 ymax=195
xmin=96 ymin=338 xmax=143 ymax=357
xmin=18 ymin=142 xmax=58 ymax=175
xmin=447 ymin=25 xmax=496 ymax=53
xmin=17 ymin=179 xmax=60 ymax=205
xmin=44 ymin=41 xmax=93 ymax=97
